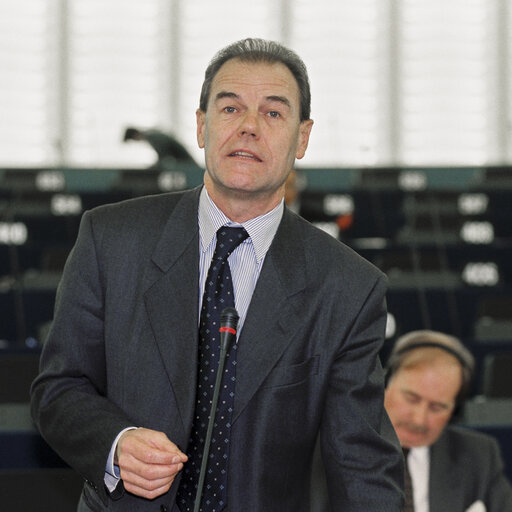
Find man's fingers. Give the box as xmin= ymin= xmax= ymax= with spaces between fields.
xmin=120 ymin=455 xmax=182 ymax=479
xmin=120 ymin=459 xmax=184 ymax=500
xmin=122 ymin=474 xmax=176 ymax=501
xmin=115 ymin=428 xmax=187 ymax=499
xmin=122 ymin=438 xmax=174 ymax=465
xmin=117 ymin=428 xmax=187 ymax=466
xmin=137 ymin=428 xmax=184 ymax=452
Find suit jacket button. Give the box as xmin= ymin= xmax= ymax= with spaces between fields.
xmin=160 ymin=506 xmax=167 ymax=512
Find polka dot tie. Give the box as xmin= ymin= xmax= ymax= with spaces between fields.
xmin=177 ymin=226 xmax=249 ymax=512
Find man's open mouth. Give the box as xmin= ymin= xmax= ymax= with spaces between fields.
xmin=228 ymin=151 xmax=262 ymax=162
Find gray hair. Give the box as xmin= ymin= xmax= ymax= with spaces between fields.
xmin=386 ymin=330 xmax=475 ymax=403
xmin=199 ymin=38 xmax=311 ymax=122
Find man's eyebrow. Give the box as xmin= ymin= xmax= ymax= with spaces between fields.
xmin=430 ymin=399 xmax=453 ymax=410
xmin=214 ymin=91 xmax=292 ymax=109
xmin=265 ymin=95 xmax=291 ymax=109
xmin=215 ymin=91 xmax=239 ymax=102
xmin=402 ymin=389 xmax=453 ymax=409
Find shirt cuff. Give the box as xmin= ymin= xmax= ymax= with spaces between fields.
xmin=104 ymin=426 xmax=138 ymax=493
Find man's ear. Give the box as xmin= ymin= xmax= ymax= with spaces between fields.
xmin=295 ymin=119 xmax=314 ymax=160
xmin=196 ymin=109 xmax=206 ymax=149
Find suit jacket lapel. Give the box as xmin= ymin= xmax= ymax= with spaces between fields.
xmin=429 ymin=431 xmax=463 ymax=512
xmin=143 ymin=188 xmax=201 ymax=435
xmin=143 ymin=200 xmax=308 ymax=432
xmin=233 ymin=209 xmax=307 ymax=422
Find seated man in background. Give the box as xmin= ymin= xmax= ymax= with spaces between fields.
xmin=384 ymin=330 xmax=512 ymax=512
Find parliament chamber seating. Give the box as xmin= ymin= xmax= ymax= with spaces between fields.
xmin=1 ymin=164 xmax=511 ymax=507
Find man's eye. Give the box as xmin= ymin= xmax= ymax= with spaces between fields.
xmin=404 ymin=393 xmax=420 ymax=404
xmin=224 ymin=106 xmax=236 ymax=113
xmin=430 ymin=404 xmax=450 ymax=414
xmin=268 ymin=111 xmax=280 ymax=118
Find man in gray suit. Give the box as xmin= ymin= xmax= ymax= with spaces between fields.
xmin=384 ymin=330 xmax=512 ymax=512
xmin=31 ymin=38 xmax=403 ymax=511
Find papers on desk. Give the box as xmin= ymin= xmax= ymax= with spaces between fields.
xmin=465 ymin=501 xmax=485 ymax=512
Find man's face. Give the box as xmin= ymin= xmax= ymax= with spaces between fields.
xmin=197 ymin=58 xmax=313 ymax=210
xmin=384 ymin=360 xmax=462 ymax=448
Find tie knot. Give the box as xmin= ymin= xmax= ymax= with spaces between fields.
xmin=214 ymin=226 xmax=249 ymax=260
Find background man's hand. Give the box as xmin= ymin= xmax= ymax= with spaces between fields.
xmin=116 ymin=428 xmax=188 ymax=500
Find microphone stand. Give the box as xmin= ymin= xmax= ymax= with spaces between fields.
xmin=193 ymin=307 xmax=239 ymax=512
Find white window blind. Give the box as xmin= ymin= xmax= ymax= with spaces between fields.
xmin=290 ymin=0 xmax=391 ymax=166
xmin=0 ymin=0 xmax=58 ymax=166
xmin=66 ymin=0 xmax=171 ymax=167
xmin=506 ymin=1 xmax=512 ymax=162
xmin=1 ymin=0 xmax=511 ymax=168
xmin=398 ymin=0 xmax=498 ymax=165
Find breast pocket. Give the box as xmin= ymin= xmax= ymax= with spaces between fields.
xmin=262 ymin=355 xmax=320 ymax=389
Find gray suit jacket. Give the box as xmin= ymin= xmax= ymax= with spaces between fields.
xmin=429 ymin=426 xmax=512 ymax=512
xmin=312 ymin=425 xmax=512 ymax=512
xmin=31 ymin=187 xmax=403 ymax=511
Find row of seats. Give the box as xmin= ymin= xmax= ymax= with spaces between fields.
xmin=1 ymin=164 xmax=511 ymax=388
xmin=0 ymin=165 xmax=511 ymax=357
xmin=0 ymin=282 xmax=509 ymax=347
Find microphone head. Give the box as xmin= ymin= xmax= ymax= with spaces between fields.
xmin=220 ymin=307 xmax=239 ymax=331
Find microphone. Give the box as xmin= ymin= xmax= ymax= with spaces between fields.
xmin=194 ymin=307 xmax=239 ymax=512
xmin=219 ymin=306 xmax=239 ymax=352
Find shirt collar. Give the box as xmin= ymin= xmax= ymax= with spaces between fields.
xmin=409 ymin=445 xmax=430 ymax=462
xmin=198 ymin=186 xmax=284 ymax=263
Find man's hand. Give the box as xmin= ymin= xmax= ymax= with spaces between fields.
xmin=115 ymin=427 xmax=188 ymax=500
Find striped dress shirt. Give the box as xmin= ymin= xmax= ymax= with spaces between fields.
xmin=198 ymin=186 xmax=284 ymax=334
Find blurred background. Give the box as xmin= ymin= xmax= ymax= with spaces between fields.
xmin=1 ymin=1 xmax=512 ymax=510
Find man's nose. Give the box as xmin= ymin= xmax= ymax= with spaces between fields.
xmin=239 ymin=111 xmax=260 ymax=138
xmin=410 ymin=403 xmax=429 ymax=427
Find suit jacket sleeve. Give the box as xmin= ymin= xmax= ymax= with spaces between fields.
xmin=30 ymin=209 xmax=136 ymax=505
xmin=320 ymin=270 xmax=404 ymax=511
